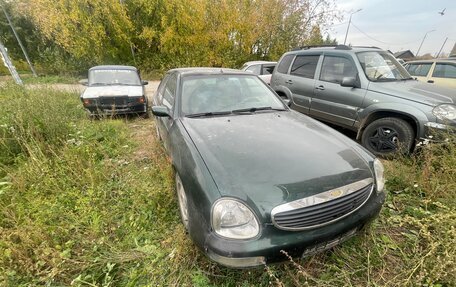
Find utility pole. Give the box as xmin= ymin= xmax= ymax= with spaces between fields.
xmin=0 ymin=39 xmax=23 ymax=85
xmin=1 ymin=4 xmax=37 ymax=77
xmin=343 ymin=9 xmax=362 ymax=45
xmin=416 ymin=29 xmax=435 ymax=57
xmin=436 ymin=37 xmax=448 ymax=58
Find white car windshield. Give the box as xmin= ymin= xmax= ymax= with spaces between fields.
xmin=89 ymin=69 xmax=141 ymax=86
xmin=181 ymin=75 xmax=286 ymax=116
xmin=357 ymin=52 xmax=412 ymax=82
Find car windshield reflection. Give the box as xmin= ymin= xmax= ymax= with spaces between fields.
xmin=357 ymin=51 xmax=412 ymax=82
xmin=181 ymin=75 xmax=286 ymax=116
xmin=88 ymin=69 xmax=141 ymax=86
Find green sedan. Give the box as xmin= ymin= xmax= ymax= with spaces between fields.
xmin=152 ymin=68 xmax=386 ymax=268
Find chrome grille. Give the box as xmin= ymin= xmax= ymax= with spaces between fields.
xmin=271 ymin=178 xmax=373 ymax=231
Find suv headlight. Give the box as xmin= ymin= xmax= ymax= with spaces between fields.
xmin=212 ymin=198 xmax=260 ymax=239
xmin=373 ymin=158 xmax=385 ymax=193
xmin=432 ymin=104 xmax=456 ymax=121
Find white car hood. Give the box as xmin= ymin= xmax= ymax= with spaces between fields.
xmin=82 ymin=85 xmax=143 ymax=99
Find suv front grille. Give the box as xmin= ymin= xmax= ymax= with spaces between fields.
xmin=271 ymin=178 xmax=373 ymax=231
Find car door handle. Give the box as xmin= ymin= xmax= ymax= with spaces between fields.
xmin=285 ymin=80 xmax=293 ymax=84
xmin=315 ymin=85 xmax=325 ymax=90
xmin=427 ymin=80 xmax=434 ymax=83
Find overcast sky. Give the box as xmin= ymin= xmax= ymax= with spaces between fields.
xmin=325 ymin=0 xmax=456 ymax=56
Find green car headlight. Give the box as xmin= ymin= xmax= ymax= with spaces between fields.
xmin=373 ymin=158 xmax=385 ymax=193
xmin=212 ymin=198 xmax=260 ymax=239
xmin=432 ymin=104 xmax=456 ymax=121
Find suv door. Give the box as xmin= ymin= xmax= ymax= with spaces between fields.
xmin=286 ymin=54 xmax=320 ymax=114
xmin=310 ymin=53 xmax=364 ymax=128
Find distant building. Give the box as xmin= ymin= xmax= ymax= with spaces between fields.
xmin=394 ymin=50 xmax=415 ymax=60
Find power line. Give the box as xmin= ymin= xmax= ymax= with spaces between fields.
xmin=350 ymin=22 xmax=422 ymax=46
xmin=325 ymin=21 xmax=349 ymax=28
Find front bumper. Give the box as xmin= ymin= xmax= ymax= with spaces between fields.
xmin=422 ymin=121 xmax=455 ymax=141
xmin=82 ymin=97 xmax=147 ymax=115
xmin=203 ymin=190 xmax=385 ymax=268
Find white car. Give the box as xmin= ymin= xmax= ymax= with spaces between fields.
xmin=80 ymin=65 xmax=148 ymax=115
xmin=241 ymin=61 xmax=277 ymax=84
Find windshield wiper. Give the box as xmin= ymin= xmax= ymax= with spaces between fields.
xmin=400 ymin=77 xmax=415 ymax=81
xmin=185 ymin=111 xmax=232 ymax=118
xmin=89 ymin=82 xmax=108 ymax=86
xmin=232 ymin=106 xmax=286 ymax=113
xmin=373 ymin=78 xmax=399 ymax=82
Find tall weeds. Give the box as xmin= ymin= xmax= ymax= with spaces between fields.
xmin=0 ymin=84 xmax=454 ymax=286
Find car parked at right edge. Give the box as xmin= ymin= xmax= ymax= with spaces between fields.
xmin=404 ymin=59 xmax=456 ymax=89
xmin=271 ymin=45 xmax=456 ymax=157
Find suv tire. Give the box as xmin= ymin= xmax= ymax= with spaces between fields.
xmin=361 ymin=117 xmax=414 ymax=157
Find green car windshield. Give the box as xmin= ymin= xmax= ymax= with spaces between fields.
xmin=357 ymin=51 xmax=412 ymax=82
xmin=181 ymin=75 xmax=286 ymax=116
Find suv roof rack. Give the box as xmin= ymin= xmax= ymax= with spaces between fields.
xmin=291 ymin=45 xmax=383 ymax=52
xmin=351 ymin=46 xmax=381 ymax=49
xmin=292 ymin=44 xmax=352 ymax=51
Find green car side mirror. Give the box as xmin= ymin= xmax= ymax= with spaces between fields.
xmin=152 ymin=106 xmax=171 ymax=117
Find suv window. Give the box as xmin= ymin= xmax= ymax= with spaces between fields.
xmin=246 ymin=64 xmax=261 ymax=75
xmin=163 ymin=73 xmax=177 ymax=109
xmin=290 ymin=55 xmax=319 ymax=79
xmin=406 ymin=63 xmax=432 ymax=77
xmin=320 ymin=56 xmax=356 ymax=84
xmin=432 ymin=63 xmax=456 ymax=78
xmin=262 ymin=64 xmax=275 ymax=75
xmin=277 ymin=55 xmax=294 ymax=74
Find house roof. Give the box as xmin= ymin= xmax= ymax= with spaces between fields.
xmin=393 ymin=50 xmax=415 ymax=58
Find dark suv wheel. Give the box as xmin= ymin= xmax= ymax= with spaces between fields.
xmin=361 ymin=117 xmax=414 ymax=157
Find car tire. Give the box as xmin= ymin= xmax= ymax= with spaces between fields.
xmin=361 ymin=117 xmax=415 ymax=157
xmin=175 ymin=172 xmax=190 ymax=230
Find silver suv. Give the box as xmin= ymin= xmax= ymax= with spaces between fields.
xmin=271 ymin=45 xmax=456 ymax=157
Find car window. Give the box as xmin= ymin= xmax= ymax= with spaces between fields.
xmin=277 ymin=55 xmax=294 ymax=74
xmin=88 ymin=69 xmax=141 ymax=86
xmin=163 ymin=74 xmax=177 ymax=109
xmin=290 ymin=55 xmax=319 ymax=79
xmin=432 ymin=63 xmax=456 ymax=78
xmin=155 ymin=75 xmax=169 ymax=104
xmin=181 ymin=75 xmax=285 ymax=115
xmin=246 ymin=64 xmax=261 ymax=75
xmin=262 ymin=64 xmax=275 ymax=75
xmin=406 ymin=63 xmax=432 ymax=77
xmin=319 ymin=56 xmax=356 ymax=84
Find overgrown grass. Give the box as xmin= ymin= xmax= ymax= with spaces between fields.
xmin=0 ymin=85 xmax=454 ymax=286
xmin=21 ymin=75 xmax=80 ymax=85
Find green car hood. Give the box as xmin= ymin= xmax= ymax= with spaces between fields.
xmin=181 ymin=111 xmax=373 ymax=216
